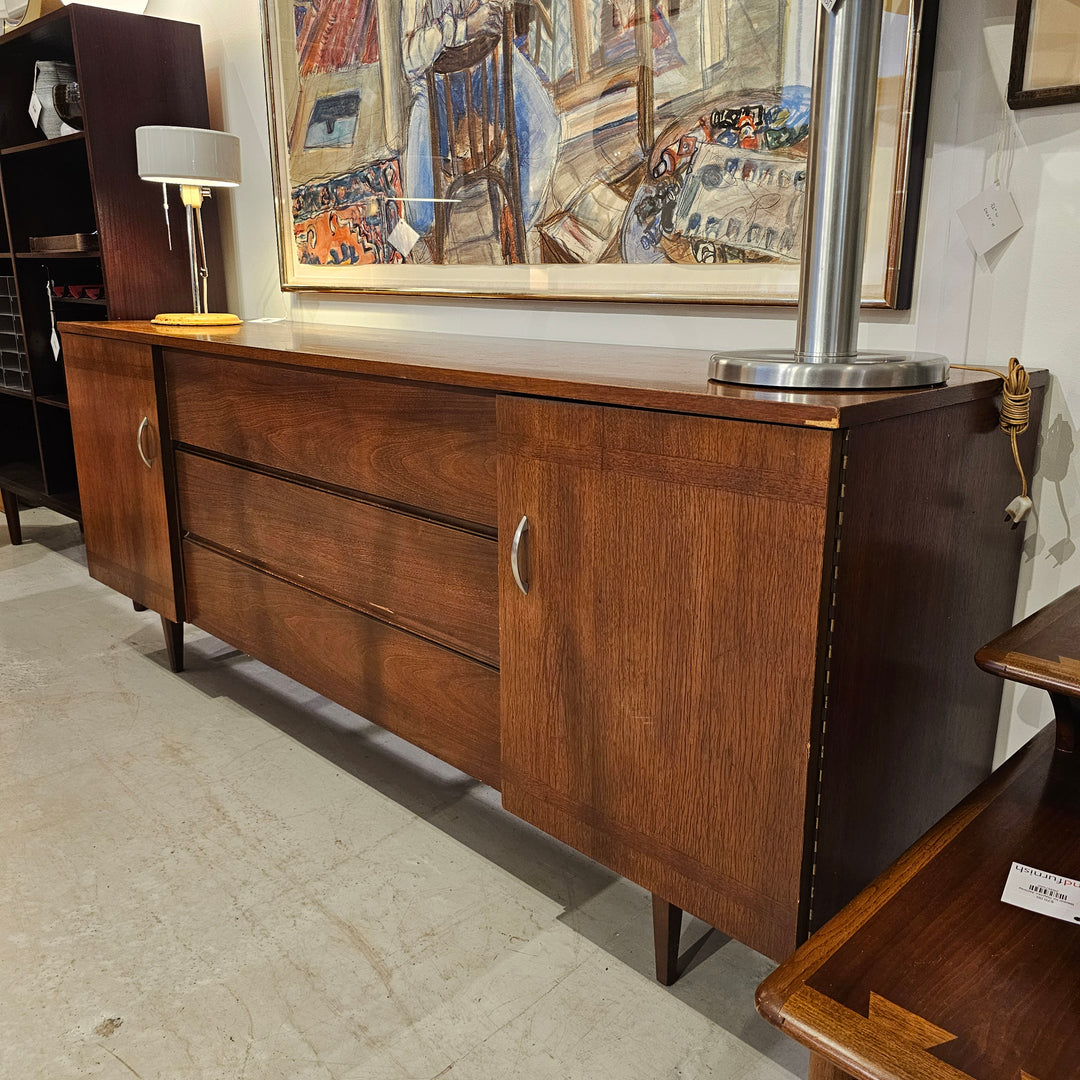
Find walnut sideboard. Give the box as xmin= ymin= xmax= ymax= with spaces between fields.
xmin=59 ymin=319 xmax=1045 ymax=973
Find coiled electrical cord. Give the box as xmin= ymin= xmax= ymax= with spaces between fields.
xmin=950 ymin=357 xmax=1031 ymax=523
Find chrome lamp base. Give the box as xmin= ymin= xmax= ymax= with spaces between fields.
xmin=709 ymin=350 xmax=949 ymax=391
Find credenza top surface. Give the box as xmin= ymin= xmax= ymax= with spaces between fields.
xmin=58 ymin=320 xmax=1046 ymax=429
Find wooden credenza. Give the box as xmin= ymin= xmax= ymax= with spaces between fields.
xmin=60 ymin=320 xmax=1045 ymax=965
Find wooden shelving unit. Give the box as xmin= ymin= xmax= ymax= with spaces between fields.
xmin=0 ymin=5 xmax=223 ymax=539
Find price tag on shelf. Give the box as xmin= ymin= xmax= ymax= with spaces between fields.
xmin=28 ymin=91 xmax=42 ymax=127
xmin=1001 ymin=862 xmax=1080 ymax=925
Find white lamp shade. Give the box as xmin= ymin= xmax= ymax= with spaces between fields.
xmin=136 ymin=125 xmax=241 ymax=188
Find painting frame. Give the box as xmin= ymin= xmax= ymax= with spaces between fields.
xmin=261 ymin=0 xmax=938 ymax=307
xmin=1007 ymin=0 xmax=1080 ymax=110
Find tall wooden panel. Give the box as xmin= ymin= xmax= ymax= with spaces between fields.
xmin=809 ymin=390 xmax=1045 ymax=931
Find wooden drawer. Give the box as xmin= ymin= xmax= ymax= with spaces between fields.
xmin=176 ymin=451 xmax=498 ymax=665
xmin=183 ymin=540 xmax=500 ymax=787
xmin=165 ymin=350 xmax=497 ymax=527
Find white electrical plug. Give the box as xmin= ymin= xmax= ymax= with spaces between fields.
xmin=1004 ymin=495 xmax=1033 ymax=528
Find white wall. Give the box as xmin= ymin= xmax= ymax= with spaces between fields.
xmin=145 ymin=0 xmax=1080 ymax=760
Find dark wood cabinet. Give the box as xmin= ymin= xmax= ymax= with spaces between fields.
xmin=57 ymin=318 xmax=1046 ymax=970
xmin=0 ymin=6 xmax=222 ymax=542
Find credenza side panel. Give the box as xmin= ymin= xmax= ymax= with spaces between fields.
xmin=811 ymin=386 xmax=1046 ymax=932
xmin=498 ymin=396 xmax=835 ymax=961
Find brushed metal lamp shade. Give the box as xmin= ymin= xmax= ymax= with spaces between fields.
xmin=136 ymin=125 xmax=241 ymax=326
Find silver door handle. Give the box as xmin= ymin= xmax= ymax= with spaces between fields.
xmin=137 ymin=416 xmax=153 ymax=469
xmin=511 ymin=514 xmax=529 ymax=595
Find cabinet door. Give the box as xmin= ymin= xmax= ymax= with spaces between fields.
xmin=66 ymin=335 xmax=178 ymax=620
xmin=498 ymin=396 xmax=836 ymax=960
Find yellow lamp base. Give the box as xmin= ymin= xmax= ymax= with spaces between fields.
xmin=151 ymin=313 xmax=242 ymax=327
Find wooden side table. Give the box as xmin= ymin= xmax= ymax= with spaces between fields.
xmin=756 ymin=587 xmax=1080 ymax=1080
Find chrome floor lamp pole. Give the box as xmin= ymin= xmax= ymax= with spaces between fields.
xmin=710 ymin=0 xmax=946 ymax=390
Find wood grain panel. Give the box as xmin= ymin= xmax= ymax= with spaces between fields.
xmin=498 ymin=396 xmax=837 ymax=960
xmin=165 ymin=351 xmax=497 ymax=527
xmin=65 ymin=335 xmax=177 ymax=619
xmin=183 ymin=540 xmax=500 ymax=787
xmin=176 ymin=451 xmax=498 ymax=664
xmin=811 ymin=386 xmax=1045 ymax=932
xmin=65 ymin=319 xmax=1048 ymax=432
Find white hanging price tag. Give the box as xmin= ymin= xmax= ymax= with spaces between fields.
xmin=51 ymin=328 xmax=61 ymax=361
xmin=956 ymin=186 xmax=1023 ymax=256
xmin=819 ymin=0 xmax=839 ymax=10
xmin=28 ymin=91 xmax=42 ymax=127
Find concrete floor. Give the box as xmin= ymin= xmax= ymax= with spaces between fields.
xmin=0 ymin=508 xmax=808 ymax=1080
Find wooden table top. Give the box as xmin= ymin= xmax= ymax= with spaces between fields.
xmin=57 ymin=319 xmax=1045 ymax=431
xmin=976 ymin=586 xmax=1080 ymax=700
xmin=757 ymin=589 xmax=1080 ymax=1080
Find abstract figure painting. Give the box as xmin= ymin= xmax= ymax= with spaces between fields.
xmin=262 ymin=0 xmax=936 ymax=304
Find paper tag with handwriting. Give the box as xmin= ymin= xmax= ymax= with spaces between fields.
xmin=1001 ymin=862 xmax=1080 ymax=925
xmin=957 ymin=186 xmax=1023 ymax=256
xmin=28 ymin=91 xmax=42 ymax=127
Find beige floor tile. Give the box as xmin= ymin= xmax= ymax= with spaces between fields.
xmin=0 ymin=510 xmax=807 ymax=1079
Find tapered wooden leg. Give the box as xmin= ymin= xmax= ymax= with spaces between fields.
xmin=161 ymin=616 xmax=184 ymax=673
xmin=1 ymin=488 xmax=22 ymax=546
xmin=652 ymin=894 xmax=683 ymax=986
xmin=808 ymin=1053 xmax=856 ymax=1080
xmin=133 ymin=601 xmax=147 ymax=612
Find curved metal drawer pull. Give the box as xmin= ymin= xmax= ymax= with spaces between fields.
xmin=137 ymin=417 xmax=153 ymax=469
xmin=511 ymin=514 xmax=530 ymax=595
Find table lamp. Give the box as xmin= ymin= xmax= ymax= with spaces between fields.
xmin=135 ymin=124 xmax=241 ymax=326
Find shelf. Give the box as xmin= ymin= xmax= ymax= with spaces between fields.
xmin=0 ymin=5 xmax=215 ymax=531
xmin=1 ymin=131 xmax=86 ymax=157
xmin=0 ymin=459 xmax=45 ymax=497
xmin=45 ymin=487 xmax=80 ymax=518
xmin=17 ymin=251 xmax=101 ymax=260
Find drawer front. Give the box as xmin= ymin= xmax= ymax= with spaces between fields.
xmin=177 ymin=452 xmax=498 ymax=665
xmin=165 ymin=350 xmax=497 ymax=527
xmin=183 ymin=540 xmax=500 ymax=787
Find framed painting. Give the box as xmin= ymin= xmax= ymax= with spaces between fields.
xmin=261 ymin=0 xmax=937 ymax=306
xmin=1008 ymin=0 xmax=1080 ymax=110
